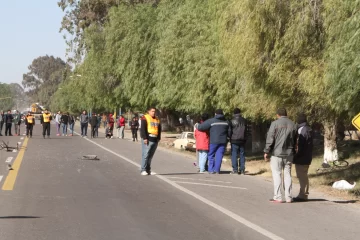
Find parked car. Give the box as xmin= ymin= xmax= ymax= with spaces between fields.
xmin=173 ymin=132 xmax=196 ymax=149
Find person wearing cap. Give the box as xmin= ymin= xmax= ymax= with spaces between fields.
xmin=25 ymin=111 xmax=35 ymax=138
xmin=228 ymin=108 xmax=248 ymax=175
xmin=293 ymin=113 xmax=313 ymax=202
xmin=264 ymin=108 xmax=297 ymax=203
xmin=40 ymin=109 xmax=53 ymax=138
xmin=196 ymin=109 xmax=229 ymax=174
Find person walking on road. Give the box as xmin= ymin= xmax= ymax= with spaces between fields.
xmin=108 ymin=114 xmax=115 ymax=137
xmin=194 ymin=113 xmax=210 ymax=173
xmin=41 ymin=109 xmax=53 ymax=138
xmin=80 ymin=110 xmax=89 ymax=137
xmin=228 ymin=108 xmax=248 ymax=175
xmin=4 ymin=110 xmax=13 ymax=136
xmin=264 ymin=108 xmax=297 ymax=203
xmin=61 ymin=112 xmax=69 ymax=136
xmin=25 ymin=111 xmax=35 ymax=138
xmin=55 ymin=111 xmax=62 ymax=136
xmin=130 ymin=117 xmax=139 ymax=141
xmin=117 ymin=115 xmax=126 ymax=139
xmin=196 ymin=109 xmax=229 ymax=174
xmin=140 ymin=107 xmax=161 ymax=175
xmin=13 ymin=110 xmax=22 ymax=136
xmin=95 ymin=113 xmax=101 ymax=137
xmin=90 ymin=113 xmax=98 ymax=138
xmin=293 ymin=113 xmax=313 ymax=202
xmin=0 ymin=111 xmax=4 ymax=136
xmin=68 ymin=114 xmax=75 ymax=136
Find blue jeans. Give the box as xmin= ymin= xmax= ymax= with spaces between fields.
xmin=198 ymin=150 xmax=208 ymax=172
xmin=69 ymin=123 xmax=74 ymax=134
xmin=62 ymin=123 xmax=68 ymax=135
xmin=141 ymin=140 xmax=158 ymax=172
xmin=231 ymin=143 xmax=246 ymax=172
xmin=208 ymin=144 xmax=226 ymax=173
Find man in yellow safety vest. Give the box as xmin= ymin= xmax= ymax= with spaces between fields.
xmin=40 ymin=109 xmax=53 ymax=139
xmin=140 ymin=107 xmax=161 ymax=175
xmin=25 ymin=111 xmax=35 ymax=138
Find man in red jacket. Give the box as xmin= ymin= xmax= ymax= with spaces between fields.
xmin=194 ymin=113 xmax=210 ymax=173
xmin=117 ymin=115 xmax=126 ymax=139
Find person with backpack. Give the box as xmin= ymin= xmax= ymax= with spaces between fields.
xmin=228 ymin=108 xmax=248 ymax=175
xmin=293 ymin=113 xmax=313 ymax=202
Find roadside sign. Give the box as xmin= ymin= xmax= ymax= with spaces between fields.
xmin=351 ymin=113 xmax=360 ymax=131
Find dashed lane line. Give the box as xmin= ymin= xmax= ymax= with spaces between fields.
xmin=5 ymin=157 xmax=13 ymax=163
xmin=173 ymin=181 xmax=247 ymax=189
xmin=80 ymin=132 xmax=285 ymax=240
xmin=2 ymin=137 xmax=29 ymax=191
xmin=0 ymin=176 xmax=3 ymax=183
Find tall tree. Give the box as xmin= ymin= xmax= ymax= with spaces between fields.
xmin=0 ymin=83 xmax=14 ymax=111
xmin=22 ymin=55 xmax=70 ymax=108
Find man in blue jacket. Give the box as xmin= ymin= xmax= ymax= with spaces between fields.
xmin=196 ymin=109 xmax=229 ymax=174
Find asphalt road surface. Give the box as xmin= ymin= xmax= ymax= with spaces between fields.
xmin=0 ymin=122 xmax=359 ymax=240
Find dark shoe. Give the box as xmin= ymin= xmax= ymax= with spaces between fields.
xmin=209 ymin=172 xmax=216 ymax=174
xmin=239 ymin=170 xmax=245 ymax=175
xmin=269 ymin=199 xmax=284 ymax=203
xmin=9 ymin=134 xmax=13 ymax=136
xmin=293 ymin=197 xmax=308 ymax=202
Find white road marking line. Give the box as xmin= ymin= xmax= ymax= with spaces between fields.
xmin=12 ymin=150 xmax=17 ymax=153
xmin=18 ymin=142 xmax=22 ymax=145
xmin=0 ymin=176 xmax=3 ymax=183
xmin=167 ymin=176 xmax=232 ymax=184
xmin=173 ymin=181 xmax=247 ymax=189
xmin=80 ymin=132 xmax=285 ymax=240
xmin=5 ymin=157 xmax=13 ymax=163
xmin=20 ymin=137 xmax=24 ymax=140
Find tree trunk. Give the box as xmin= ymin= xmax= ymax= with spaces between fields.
xmin=159 ymin=109 xmax=180 ymax=131
xmin=323 ymin=120 xmax=338 ymax=163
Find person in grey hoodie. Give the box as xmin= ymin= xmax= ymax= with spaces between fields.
xmin=264 ymin=108 xmax=297 ymax=203
xmin=196 ymin=109 xmax=229 ymax=174
xmin=80 ymin=110 xmax=89 ymax=137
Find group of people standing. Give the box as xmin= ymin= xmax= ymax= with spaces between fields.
xmin=0 ymin=110 xmax=23 ymax=136
xmin=54 ymin=111 xmax=76 ymax=137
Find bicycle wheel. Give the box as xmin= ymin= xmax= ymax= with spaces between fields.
xmin=333 ymin=160 xmax=349 ymax=167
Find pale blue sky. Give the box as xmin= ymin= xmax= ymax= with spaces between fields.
xmin=0 ymin=1 xmax=66 ymax=85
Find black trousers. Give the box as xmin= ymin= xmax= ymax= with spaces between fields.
xmin=91 ymin=126 xmax=96 ymax=138
xmin=0 ymin=121 xmax=4 ymax=135
xmin=81 ymin=123 xmax=88 ymax=136
xmin=26 ymin=124 xmax=34 ymax=137
xmin=5 ymin=123 xmax=12 ymax=136
xmin=42 ymin=122 xmax=50 ymax=136
xmin=131 ymin=129 xmax=138 ymax=140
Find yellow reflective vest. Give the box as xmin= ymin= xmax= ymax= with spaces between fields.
xmin=144 ymin=114 xmax=160 ymax=137
xmin=26 ymin=115 xmax=34 ymax=124
xmin=43 ymin=113 xmax=51 ymax=123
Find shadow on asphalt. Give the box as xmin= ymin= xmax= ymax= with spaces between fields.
xmin=0 ymin=216 xmax=41 ymax=219
xmin=158 ymin=173 xmax=201 ymax=176
xmin=292 ymin=199 xmax=358 ymax=204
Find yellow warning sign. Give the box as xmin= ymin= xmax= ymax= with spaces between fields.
xmin=352 ymin=113 xmax=360 ymax=131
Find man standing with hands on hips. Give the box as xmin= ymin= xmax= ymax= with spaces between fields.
xmin=264 ymin=108 xmax=297 ymax=203
xmin=140 ymin=107 xmax=161 ymax=176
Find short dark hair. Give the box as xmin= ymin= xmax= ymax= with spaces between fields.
xmin=215 ymin=109 xmax=224 ymax=115
xmin=233 ymin=108 xmax=241 ymax=114
xmin=297 ymin=113 xmax=307 ymax=124
xmin=276 ymin=108 xmax=287 ymax=116
xmin=147 ymin=106 xmax=156 ymax=111
xmin=201 ymin=113 xmax=209 ymax=121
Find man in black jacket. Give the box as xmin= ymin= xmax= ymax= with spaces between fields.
xmin=197 ymin=109 xmax=229 ymax=174
xmin=228 ymin=108 xmax=248 ymax=174
xmin=4 ymin=110 xmax=13 ymax=136
xmin=293 ymin=113 xmax=313 ymax=202
xmin=90 ymin=113 xmax=98 ymax=138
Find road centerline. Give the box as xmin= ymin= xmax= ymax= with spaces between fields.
xmin=2 ymin=137 xmax=29 ymax=191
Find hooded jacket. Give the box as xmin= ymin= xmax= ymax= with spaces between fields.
xmin=294 ymin=122 xmax=313 ymax=165
xmin=197 ymin=114 xmax=229 ymax=144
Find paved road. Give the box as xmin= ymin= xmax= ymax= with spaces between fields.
xmin=0 ymin=123 xmax=359 ymax=240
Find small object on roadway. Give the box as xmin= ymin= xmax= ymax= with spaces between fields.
xmin=81 ymin=155 xmax=99 ymax=160
xmin=7 ymin=164 xmax=13 ymax=170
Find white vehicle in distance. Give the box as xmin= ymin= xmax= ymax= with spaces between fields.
xmin=173 ymin=132 xmax=196 ymax=150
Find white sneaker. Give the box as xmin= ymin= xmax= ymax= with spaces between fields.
xmin=141 ymin=171 xmax=148 ymax=176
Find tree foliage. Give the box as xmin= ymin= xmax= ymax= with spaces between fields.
xmin=0 ymin=83 xmax=14 ymax=111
